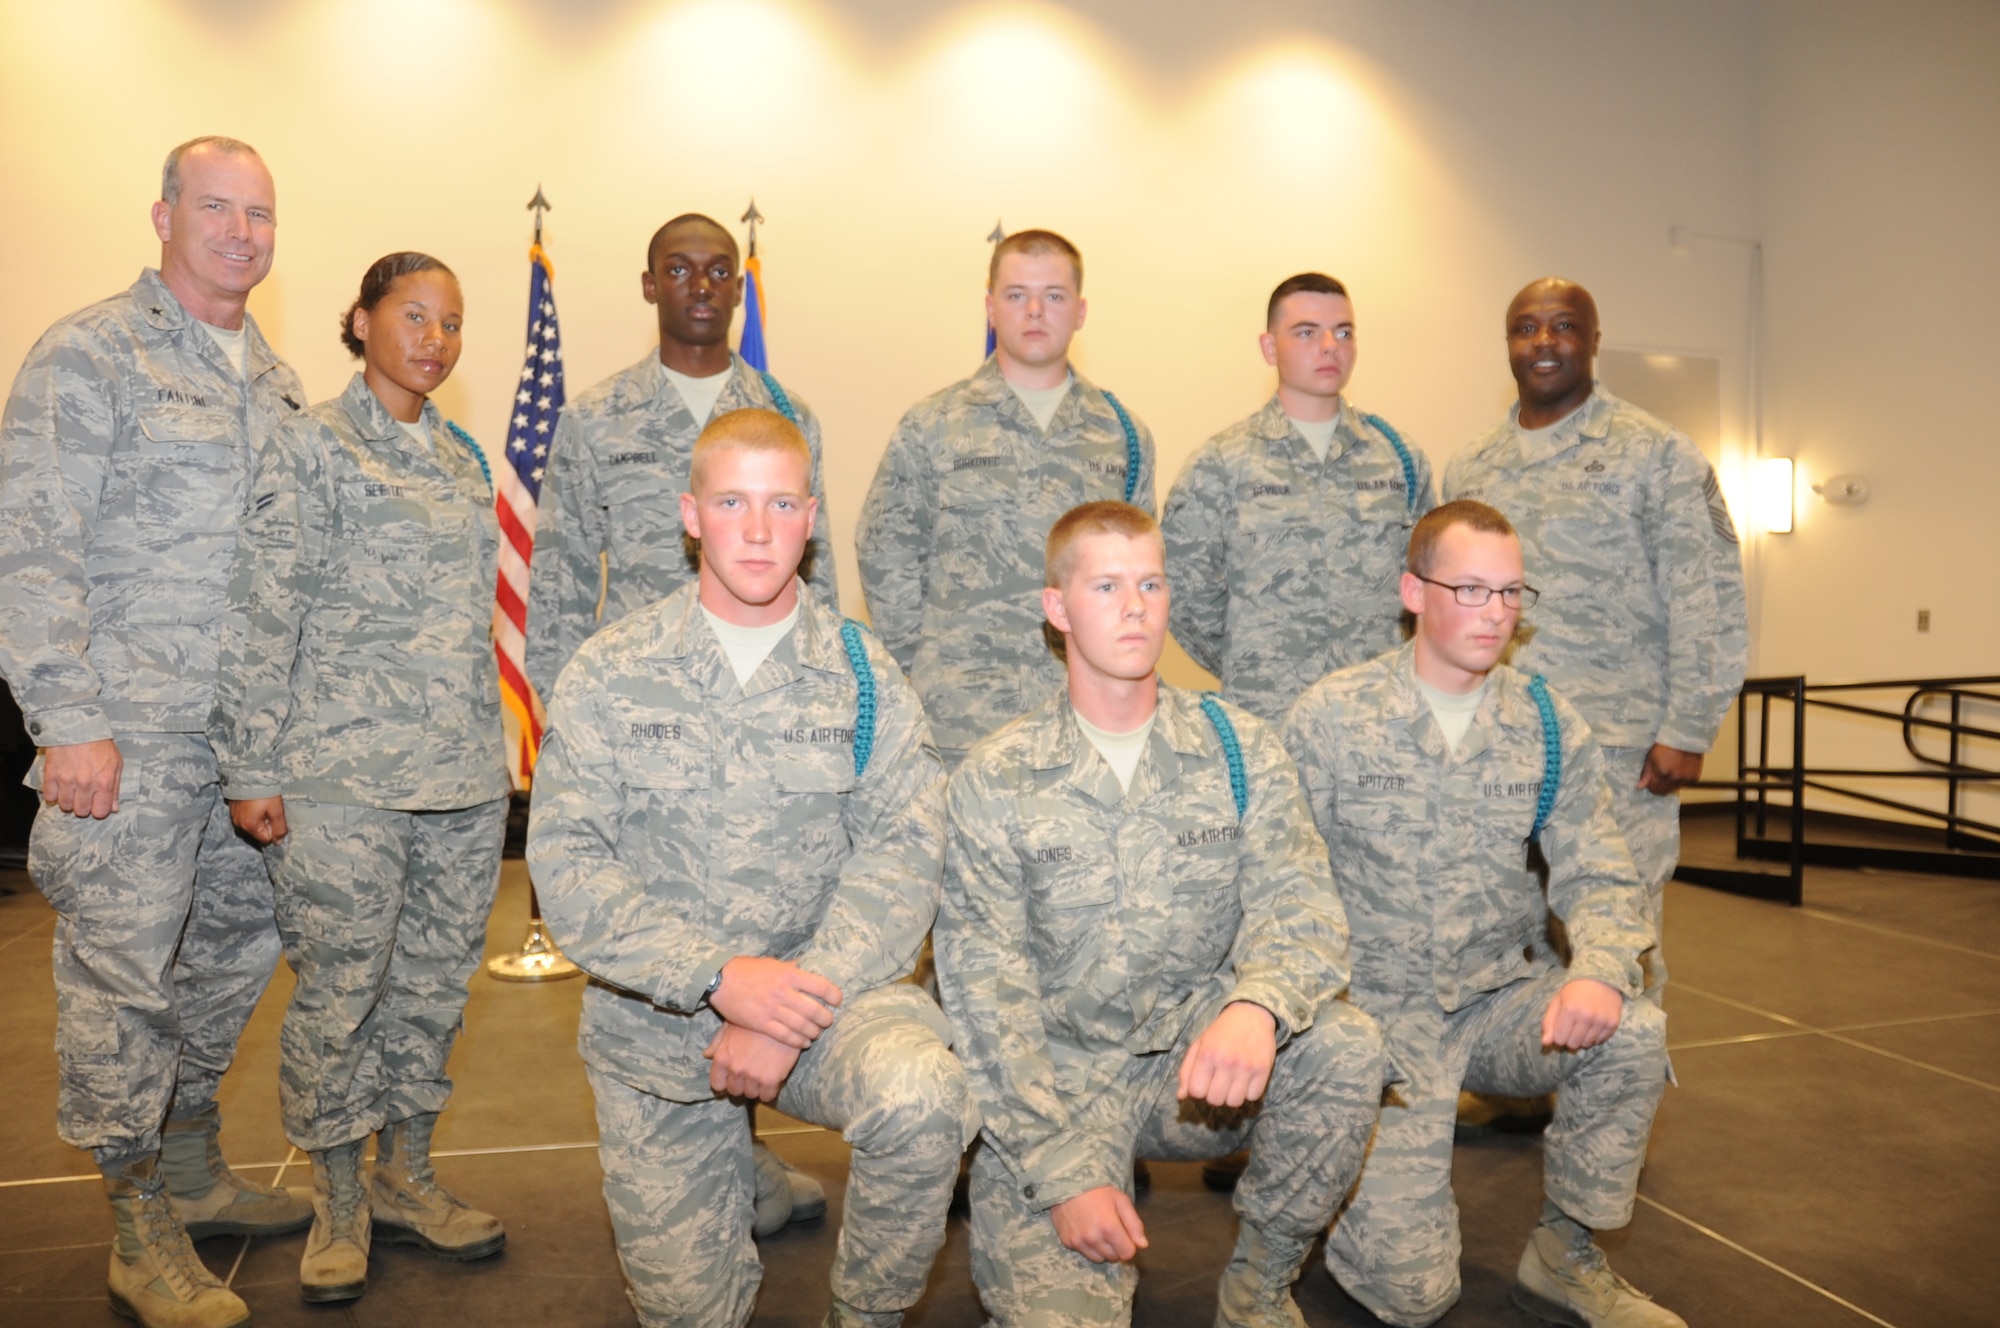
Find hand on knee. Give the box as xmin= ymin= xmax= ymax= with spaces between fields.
xmin=709 ymin=956 xmax=842 ymax=1048
xmin=1050 ymin=1186 xmax=1148 ymax=1263
xmin=1178 ymin=1001 xmax=1278 ymax=1108
xmin=1541 ymin=979 xmax=1623 ymax=1052
xmin=704 ymin=1025 xmax=802 ymax=1101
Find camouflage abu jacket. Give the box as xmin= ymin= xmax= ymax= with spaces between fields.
xmin=1162 ymin=394 xmax=1436 ymax=721
xmin=1282 ymin=642 xmax=1652 ymax=1013
xmin=523 ymin=352 xmax=839 ymax=702
xmin=526 ymin=583 xmax=945 ymax=1103
xmin=0 ymin=269 xmax=304 ymax=743
xmin=936 ymin=685 xmax=1347 ymax=1209
xmin=855 ymin=356 xmax=1158 ymax=752
xmin=209 ymin=373 xmax=507 ymax=811
xmin=1443 ymin=384 xmax=1748 ymax=753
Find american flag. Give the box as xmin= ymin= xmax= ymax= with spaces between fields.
xmin=493 ymin=243 xmax=564 ymax=786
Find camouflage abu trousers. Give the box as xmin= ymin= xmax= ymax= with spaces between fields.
xmin=265 ymin=796 xmax=506 ymax=1151
xmin=589 ymin=983 xmax=974 ymax=1328
xmin=1327 ymin=970 xmax=1669 ymax=1328
xmin=1602 ymin=745 xmax=1681 ymax=1001
xmin=969 ymin=996 xmax=1384 ymax=1328
xmin=28 ymin=732 xmax=281 ymax=1166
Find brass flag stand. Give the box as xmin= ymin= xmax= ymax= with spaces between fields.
xmin=485 ymin=185 xmax=580 ymax=984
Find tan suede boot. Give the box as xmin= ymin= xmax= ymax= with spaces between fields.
xmin=103 ymin=1155 xmax=250 ymax=1328
xmin=161 ymin=1104 xmax=312 ymax=1240
xmin=1214 ymin=1221 xmax=1313 ymax=1328
xmin=369 ymin=1114 xmax=505 ymax=1260
xmin=1513 ymin=1224 xmax=1687 ymax=1328
xmin=300 ymin=1140 xmax=370 ymax=1303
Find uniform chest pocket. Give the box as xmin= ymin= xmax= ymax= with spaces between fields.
xmin=1238 ymin=491 xmax=1312 ymax=538
xmin=127 ymin=407 xmax=240 ymax=529
xmin=1169 ymin=820 xmax=1243 ymax=894
xmin=1335 ymin=772 xmax=1428 ymax=836
xmin=337 ymin=482 xmax=439 ymax=562
xmin=773 ymin=745 xmax=858 ymax=796
xmin=615 ymin=744 xmax=711 ymax=792
xmin=938 ymin=463 xmax=1019 ymax=510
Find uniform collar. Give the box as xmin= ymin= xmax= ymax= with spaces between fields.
xmin=647 ymin=581 xmax=845 ymax=696
xmin=965 ymin=354 xmax=1115 ymax=436
xmin=1389 ymin=640 xmax=1546 ymax=764
xmin=132 ymin=267 xmax=286 ymax=383
xmin=338 ymin=371 xmax=443 ymax=445
xmin=1020 ymin=684 xmax=1218 ymax=810
xmin=1504 ymin=381 xmax=1617 ymax=462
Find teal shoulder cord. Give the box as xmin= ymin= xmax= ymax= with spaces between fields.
xmin=444 ymin=421 xmax=492 ymax=492
xmin=758 ymin=371 xmax=799 ymax=426
xmin=839 ymin=619 xmax=877 ymax=778
xmin=1361 ymin=412 xmax=1419 ymax=513
xmin=1101 ymin=390 xmax=1142 ymax=504
xmin=1527 ymin=673 xmax=1561 ymax=841
xmin=1198 ymin=693 xmax=1249 ymax=820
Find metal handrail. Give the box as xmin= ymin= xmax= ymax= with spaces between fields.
xmin=1678 ymin=674 xmax=2000 ymax=907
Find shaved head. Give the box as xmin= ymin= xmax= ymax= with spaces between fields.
xmin=1506 ymin=277 xmax=1598 ymax=331
xmin=646 ymin=213 xmax=737 ymax=272
xmin=1505 ymin=277 xmax=1601 ymax=427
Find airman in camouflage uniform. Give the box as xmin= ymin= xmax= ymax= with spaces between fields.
xmin=857 ymin=230 xmax=1158 ymax=766
xmin=1284 ymin=502 xmax=1679 ymax=1328
xmin=0 ymin=136 xmax=309 ymax=1328
xmin=524 ymin=217 xmax=840 ymax=1227
xmin=1163 ymin=273 xmax=1436 ymax=722
xmin=524 ymin=214 xmax=838 ymax=705
xmin=528 ymin=413 xmax=970 ymax=1328
xmin=937 ymin=502 xmax=1384 ymax=1328
xmin=212 ymin=255 xmax=511 ymax=1302
xmin=1444 ymin=279 xmax=1748 ymax=998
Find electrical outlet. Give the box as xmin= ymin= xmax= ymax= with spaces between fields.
xmin=1918 ymin=609 xmax=1931 ymax=633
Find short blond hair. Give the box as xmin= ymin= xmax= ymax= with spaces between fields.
xmin=1045 ymin=501 xmax=1159 ymax=588
xmin=1406 ymin=499 xmax=1516 ymax=576
xmin=688 ymin=409 xmax=812 ymax=494
xmin=989 ymin=228 xmax=1083 ymax=291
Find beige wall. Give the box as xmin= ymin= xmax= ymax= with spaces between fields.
xmin=1753 ymin=0 xmax=2000 ymax=830
xmin=1 ymin=0 xmax=1763 ymax=641
xmin=13 ymin=0 xmax=1990 ymax=819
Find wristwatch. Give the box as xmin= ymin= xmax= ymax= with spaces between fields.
xmin=699 ymin=967 xmax=725 ymax=1008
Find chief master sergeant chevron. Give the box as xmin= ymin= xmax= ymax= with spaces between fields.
xmin=856 ymin=229 xmax=1158 ymax=768
xmin=1283 ymin=500 xmax=1677 ymax=1328
xmin=1162 ymin=272 xmax=1436 ymax=723
xmin=1444 ymin=278 xmax=1748 ymax=999
xmin=0 ymin=135 xmax=310 ymax=1328
xmin=522 ymin=210 xmax=838 ymax=1229
xmin=527 ymin=409 xmax=971 ymax=1328
xmin=936 ymin=500 xmax=1384 ymax=1328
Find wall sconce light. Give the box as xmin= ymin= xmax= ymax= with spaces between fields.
xmin=1753 ymin=456 xmax=1794 ymax=534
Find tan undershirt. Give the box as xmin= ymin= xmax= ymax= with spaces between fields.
xmin=1073 ymin=707 xmax=1155 ymax=794
xmin=702 ymin=602 xmax=799 ymax=687
xmin=1415 ymin=674 xmax=1488 ymax=754
xmin=1010 ymin=375 xmax=1072 ymax=432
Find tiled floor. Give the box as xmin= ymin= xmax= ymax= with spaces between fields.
xmin=2 ymin=814 xmax=1995 ymax=1326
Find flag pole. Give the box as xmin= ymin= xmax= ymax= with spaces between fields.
xmin=984 ymin=219 xmax=1005 ymax=359
xmin=488 ymin=182 xmax=580 ymax=984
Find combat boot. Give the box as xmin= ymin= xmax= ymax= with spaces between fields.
xmin=1513 ymin=1224 xmax=1686 ymax=1328
xmin=301 ymin=1139 xmax=370 ymax=1303
xmin=751 ymin=1140 xmax=827 ymax=1237
xmin=161 ymin=1104 xmax=313 ymax=1240
xmin=823 ymin=1297 xmax=904 ymax=1328
xmin=103 ymin=1154 xmax=250 ymax=1328
xmin=1214 ymin=1221 xmax=1312 ymax=1328
xmin=369 ymin=1114 xmax=506 ymax=1260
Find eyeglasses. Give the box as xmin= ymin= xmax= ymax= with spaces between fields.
xmin=1414 ymin=576 xmax=1539 ymax=609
